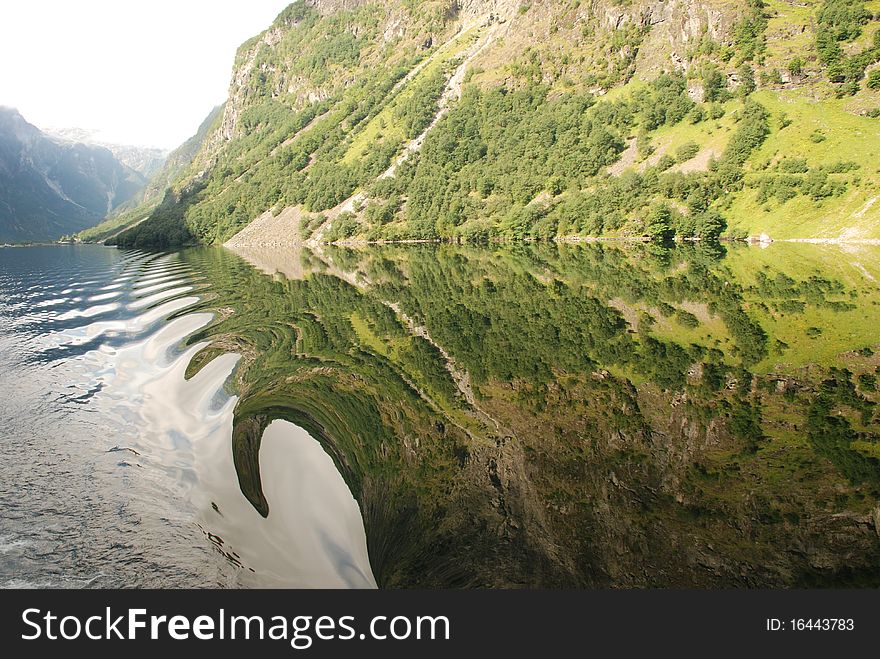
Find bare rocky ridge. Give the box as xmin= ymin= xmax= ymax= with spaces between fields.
xmin=224 ymin=206 xmax=303 ymax=248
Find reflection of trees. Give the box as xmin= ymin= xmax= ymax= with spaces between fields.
xmin=175 ymin=243 xmax=880 ymax=587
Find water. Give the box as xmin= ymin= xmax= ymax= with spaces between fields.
xmin=1 ymin=241 xmax=879 ymax=588
xmin=0 ymin=245 xmax=373 ymax=588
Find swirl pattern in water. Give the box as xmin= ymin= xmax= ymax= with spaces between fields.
xmin=1 ymin=242 xmax=879 ymax=588
xmin=0 ymin=245 xmax=372 ymax=588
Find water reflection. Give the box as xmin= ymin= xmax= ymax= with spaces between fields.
xmin=1 ymin=241 xmax=879 ymax=589
xmin=0 ymin=245 xmax=374 ymax=588
xmin=206 ymin=241 xmax=880 ymax=588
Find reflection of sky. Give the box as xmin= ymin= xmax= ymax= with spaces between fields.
xmin=0 ymin=245 xmax=375 ymax=588
xmin=255 ymin=421 xmax=375 ymax=588
xmin=126 ymin=322 xmax=375 ymax=586
xmin=111 ymin=284 xmax=376 ymax=587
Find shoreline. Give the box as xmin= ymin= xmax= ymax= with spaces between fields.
xmin=8 ymin=236 xmax=880 ymax=249
xmin=222 ymin=235 xmax=880 ymax=248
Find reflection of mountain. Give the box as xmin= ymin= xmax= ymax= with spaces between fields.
xmin=184 ymin=242 xmax=880 ymax=587
xmin=228 ymin=243 xmax=306 ymax=280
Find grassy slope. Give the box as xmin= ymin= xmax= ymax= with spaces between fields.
xmin=77 ymin=202 xmax=160 ymax=243
xmin=763 ymin=0 xmax=817 ymax=65
xmin=638 ymin=100 xmax=738 ymax=167
xmin=607 ymin=85 xmax=880 ymax=239
xmin=726 ymin=242 xmax=880 ymax=371
xmin=593 ymin=0 xmax=880 ymax=240
xmin=726 ymin=90 xmax=880 ymax=239
xmin=599 ymin=242 xmax=880 ymax=374
xmin=342 ymin=27 xmax=480 ymax=164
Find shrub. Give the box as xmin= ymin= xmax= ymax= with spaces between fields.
xmin=722 ymin=99 xmax=770 ymax=166
xmin=675 ymin=309 xmax=700 ymax=328
xmin=824 ymin=160 xmax=859 ymax=173
xmin=656 ymin=154 xmax=677 ymax=171
xmin=637 ymin=129 xmax=654 ymax=158
xmin=299 ymin=214 xmax=325 ymax=240
xmin=778 ymin=111 xmax=793 ymax=129
xmin=676 ymin=141 xmax=701 ymax=163
xmin=694 ymin=210 xmax=727 ymax=240
xmin=325 ymin=211 xmax=360 ymax=242
xmin=646 ymin=204 xmax=675 ymax=242
xmin=688 ymin=105 xmax=706 ymax=124
xmin=455 ymin=218 xmax=495 ymax=242
xmin=737 ymin=63 xmax=757 ymax=96
xmin=778 ymin=157 xmax=809 ymax=173
xmin=709 ymin=104 xmax=726 ymax=120
xmin=703 ymin=66 xmax=729 ymax=102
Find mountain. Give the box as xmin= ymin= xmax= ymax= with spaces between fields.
xmin=106 ymin=0 xmax=880 ymax=248
xmin=77 ymin=105 xmax=223 ymax=244
xmin=43 ymin=127 xmax=168 ymax=178
xmin=0 ymin=107 xmax=147 ymax=243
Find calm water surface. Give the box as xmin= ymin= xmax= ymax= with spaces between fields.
xmin=1 ymin=242 xmax=878 ymax=588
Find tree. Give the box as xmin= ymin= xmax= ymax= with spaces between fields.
xmin=703 ymin=65 xmax=729 ymax=102
xmin=737 ymin=63 xmax=757 ymax=97
xmin=695 ymin=210 xmax=727 ymax=241
xmin=646 ymin=204 xmax=675 ymax=243
xmin=546 ymin=175 xmax=565 ymax=196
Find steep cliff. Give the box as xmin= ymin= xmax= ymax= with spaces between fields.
xmin=103 ymin=0 xmax=880 ymax=247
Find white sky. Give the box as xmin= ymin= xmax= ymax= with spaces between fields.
xmin=0 ymin=0 xmax=292 ymax=149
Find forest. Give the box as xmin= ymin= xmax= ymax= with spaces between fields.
xmin=104 ymin=0 xmax=880 ymax=248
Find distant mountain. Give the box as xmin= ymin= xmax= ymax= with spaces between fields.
xmin=0 ymin=107 xmax=147 ymax=242
xmin=44 ymin=127 xmax=168 ymax=178
xmin=77 ymin=104 xmax=223 ymax=244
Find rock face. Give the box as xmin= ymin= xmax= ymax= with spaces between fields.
xmin=44 ymin=127 xmax=168 ymax=178
xmin=0 ymin=107 xmax=146 ymax=242
xmin=307 ymin=0 xmax=371 ymax=13
xmin=633 ymin=0 xmax=739 ymax=75
xmin=204 ymin=0 xmax=745 ymax=159
xmin=201 ymin=3 xmax=695 ymax=169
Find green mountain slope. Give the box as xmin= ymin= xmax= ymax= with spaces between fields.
xmin=101 ymin=0 xmax=880 ymax=248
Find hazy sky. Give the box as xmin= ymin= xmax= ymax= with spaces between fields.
xmin=0 ymin=0 xmax=292 ymax=149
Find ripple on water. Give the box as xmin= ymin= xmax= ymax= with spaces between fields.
xmin=0 ymin=245 xmax=375 ymax=589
